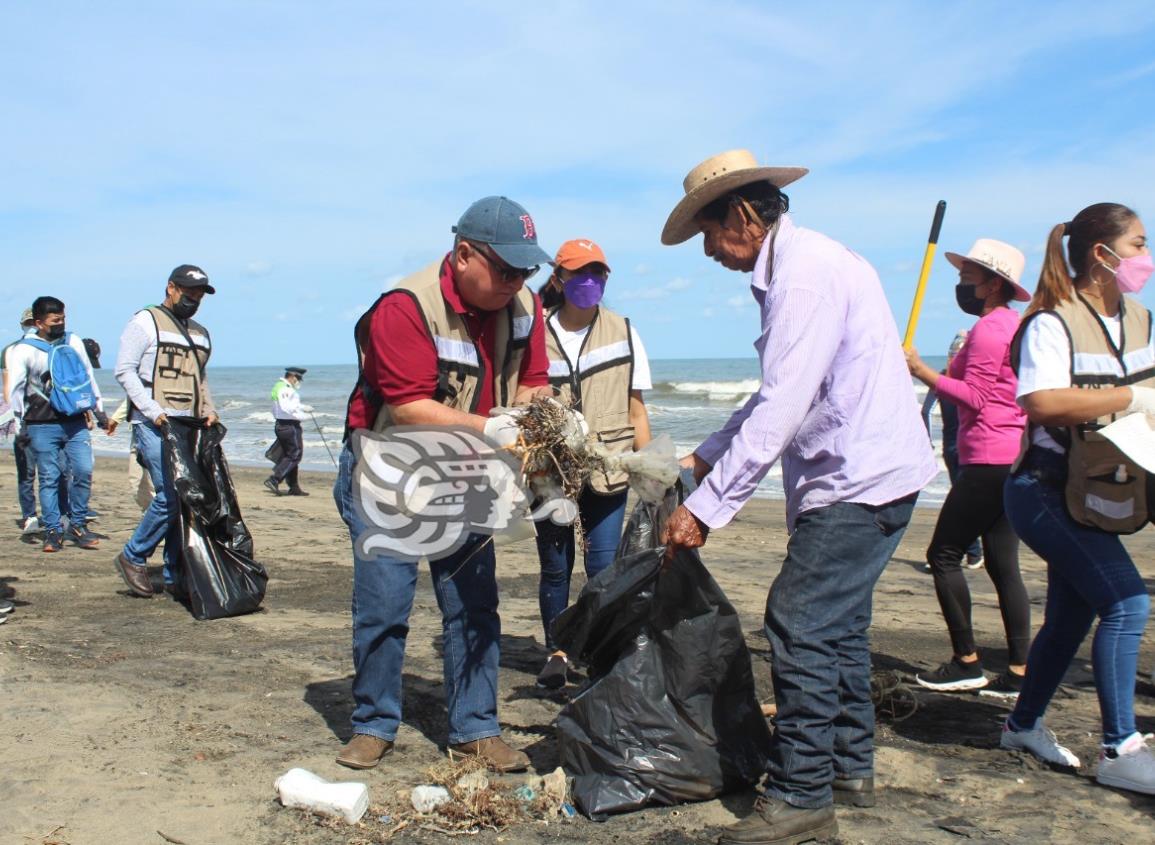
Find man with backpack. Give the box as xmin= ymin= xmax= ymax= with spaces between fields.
xmin=113 ymin=265 xmax=218 ymax=599
xmin=6 ymin=296 xmax=104 ymax=552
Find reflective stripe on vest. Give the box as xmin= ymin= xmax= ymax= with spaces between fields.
xmin=145 ymin=306 xmax=211 ymax=417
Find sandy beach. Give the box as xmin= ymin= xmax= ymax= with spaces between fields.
xmin=3 ymin=451 xmax=1154 ymax=845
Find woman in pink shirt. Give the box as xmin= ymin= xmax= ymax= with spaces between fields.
xmin=906 ymin=239 xmax=1030 ymax=698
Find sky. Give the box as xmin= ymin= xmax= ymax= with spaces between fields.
xmin=3 ymin=1 xmax=1155 ymax=367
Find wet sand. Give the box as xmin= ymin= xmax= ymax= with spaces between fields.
xmin=2 ymin=452 xmax=1154 ymax=844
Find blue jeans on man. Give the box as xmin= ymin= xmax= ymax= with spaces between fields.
xmin=1004 ymin=449 xmax=1149 ymax=746
xmin=333 ymin=443 xmax=502 ymax=745
xmin=121 ymin=420 xmax=181 ymax=586
xmin=25 ymin=418 xmax=92 ymax=534
xmin=763 ymin=494 xmax=916 ymax=808
xmin=14 ymin=436 xmax=71 ymax=523
xmin=535 ymin=487 xmax=627 ymax=651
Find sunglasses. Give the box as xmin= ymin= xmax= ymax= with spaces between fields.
xmin=470 ymin=242 xmax=539 ymax=283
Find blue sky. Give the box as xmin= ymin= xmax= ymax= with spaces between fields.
xmin=3 ymin=1 xmax=1155 ymax=366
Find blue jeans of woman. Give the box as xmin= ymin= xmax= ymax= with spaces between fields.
xmin=122 ymin=420 xmax=182 ymax=585
xmin=1004 ymin=448 xmax=1150 ymax=746
xmin=764 ymin=493 xmax=916 ymax=809
xmin=25 ymin=418 xmax=91 ymax=533
xmin=333 ymin=443 xmax=502 ymax=745
xmin=535 ymin=487 xmax=628 ymax=651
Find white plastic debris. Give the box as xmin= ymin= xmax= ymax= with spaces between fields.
xmin=411 ymin=784 xmax=452 ymax=813
xmin=455 ymin=770 xmax=490 ymax=797
xmin=274 ymin=767 xmax=369 ymax=824
xmin=595 ymin=434 xmax=681 ymax=504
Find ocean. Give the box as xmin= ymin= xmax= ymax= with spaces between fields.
xmin=89 ymin=356 xmax=952 ymax=506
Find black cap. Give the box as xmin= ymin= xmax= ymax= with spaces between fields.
xmin=285 ymin=366 xmax=307 ymax=377
xmin=169 ymin=264 xmax=216 ymax=294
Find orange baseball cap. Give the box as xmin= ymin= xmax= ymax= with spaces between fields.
xmin=553 ymin=239 xmax=611 ymax=272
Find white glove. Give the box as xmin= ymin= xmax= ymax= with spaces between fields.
xmin=543 ymin=397 xmax=589 ymax=447
xmin=483 ymin=409 xmax=524 ymax=448
xmin=1126 ymin=386 xmax=1155 ymax=417
xmin=300 ymin=404 xmax=314 ymax=413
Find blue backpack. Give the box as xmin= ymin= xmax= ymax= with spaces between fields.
xmin=22 ymin=333 xmax=98 ymax=416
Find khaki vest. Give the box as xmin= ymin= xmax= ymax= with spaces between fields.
xmin=142 ymin=306 xmax=211 ymax=417
xmin=1015 ymin=293 xmax=1155 ymax=533
xmin=353 ymin=261 xmax=537 ymax=431
xmin=546 ymin=307 xmax=634 ymax=494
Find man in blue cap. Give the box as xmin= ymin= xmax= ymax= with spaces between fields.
xmin=334 ymin=196 xmax=554 ymax=772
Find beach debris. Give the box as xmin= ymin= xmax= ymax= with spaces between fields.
xmin=595 ymin=434 xmax=681 ymax=504
xmin=512 ymin=785 xmax=536 ymax=802
xmin=872 ymin=670 xmax=919 ymax=722
xmin=411 ymin=785 xmax=452 ymax=814
xmin=274 ymin=767 xmax=369 ymax=824
xmin=454 ymin=770 xmax=490 ymax=797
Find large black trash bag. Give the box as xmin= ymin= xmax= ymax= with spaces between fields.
xmin=552 ymin=486 xmax=772 ymax=819
xmin=164 ymin=418 xmax=268 ymax=620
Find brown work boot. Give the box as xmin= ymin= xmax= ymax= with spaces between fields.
xmin=719 ymin=795 xmax=837 ymax=844
xmin=336 ymin=734 xmax=394 ymax=769
xmin=114 ymin=552 xmax=154 ymax=598
xmin=447 ymin=736 xmax=530 ymax=773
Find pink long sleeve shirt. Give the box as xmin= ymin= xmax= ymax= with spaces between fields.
xmin=933 ymin=306 xmax=1025 ymax=466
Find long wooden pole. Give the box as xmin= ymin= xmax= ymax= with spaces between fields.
xmin=902 ymin=200 xmax=947 ymax=349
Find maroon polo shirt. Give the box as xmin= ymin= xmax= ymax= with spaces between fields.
xmin=345 ymin=255 xmax=548 ymax=431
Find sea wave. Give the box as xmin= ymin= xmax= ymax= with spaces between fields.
xmin=655 ymin=379 xmax=761 ymax=401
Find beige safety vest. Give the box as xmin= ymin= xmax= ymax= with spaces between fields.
xmin=546 ymin=306 xmax=634 ymax=494
xmin=354 ymin=260 xmax=537 ymax=431
xmin=142 ymin=306 xmax=211 ymax=416
xmin=1015 ymin=293 xmax=1155 ymax=533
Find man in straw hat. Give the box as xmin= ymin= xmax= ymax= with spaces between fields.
xmin=662 ymin=150 xmax=936 ymax=844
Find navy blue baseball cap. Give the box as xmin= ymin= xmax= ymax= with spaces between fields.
xmin=452 ymin=196 xmax=552 ymax=270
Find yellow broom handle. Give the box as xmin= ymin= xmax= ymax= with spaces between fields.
xmin=902 ymin=200 xmax=947 ymax=349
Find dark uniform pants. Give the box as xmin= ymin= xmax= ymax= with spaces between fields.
xmin=273 ymin=419 xmax=303 ymax=487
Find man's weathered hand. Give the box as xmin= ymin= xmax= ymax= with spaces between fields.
xmin=662 ymin=503 xmax=709 ymax=565
xmin=205 ymin=412 xmax=220 ymax=428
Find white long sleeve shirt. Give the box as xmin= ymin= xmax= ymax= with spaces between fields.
xmin=272 ymin=378 xmax=310 ymax=421
xmin=6 ymin=331 xmax=103 ymax=429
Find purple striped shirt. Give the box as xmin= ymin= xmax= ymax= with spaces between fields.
xmin=686 ymin=216 xmax=937 ymax=531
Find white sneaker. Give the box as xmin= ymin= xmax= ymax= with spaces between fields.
xmin=19 ymin=516 xmax=39 ymax=535
xmin=1000 ymin=718 xmax=1081 ymax=768
xmin=963 ymin=554 xmax=985 ymax=570
xmin=1097 ymin=733 xmax=1155 ymax=795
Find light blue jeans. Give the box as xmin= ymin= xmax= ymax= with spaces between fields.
xmin=26 ymin=418 xmax=91 ymax=534
xmin=333 ymin=443 xmax=502 ymax=745
xmin=122 ymin=420 xmax=181 ymax=585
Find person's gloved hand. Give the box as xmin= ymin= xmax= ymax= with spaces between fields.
xmin=543 ymin=397 xmax=589 ymax=447
xmin=1126 ymin=386 xmax=1155 ymax=419
xmin=300 ymin=404 xmax=314 ymax=413
xmin=483 ymin=408 xmax=525 ymax=448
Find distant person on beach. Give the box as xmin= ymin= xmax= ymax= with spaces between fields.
xmin=919 ymin=330 xmax=984 ymax=572
xmin=661 ymin=150 xmax=936 ymax=844
xmin=113 ymin=265 xmax=218 ymax=599
xmin=334 ymin=196 xmax=556 ymax=774
xmin=2 ymin=307 xmax=44 ymax=534
xmin=1000 ymin=203 xmax=1155 ymax=795
xmin=264 ymin=366 xmax=312 ymax=496
xmin=532 ymin=238 xmax=653 ymax=690
xmin=6 ymin=296 xmax=105 ymax=552
xmin=906 ymin=239 xmax=1030 ymax=699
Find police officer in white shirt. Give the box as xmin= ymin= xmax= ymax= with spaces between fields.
xmin=265 ymin=366 xmax=311 ymax=496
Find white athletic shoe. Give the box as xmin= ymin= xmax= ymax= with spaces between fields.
xmin=1097 ymin=733 xmax=1155 ymax=795
xmin=1000 ymin=718 xmax=1081 ymax=768
xmin=19 ymin=516 xmax=39 ymax=535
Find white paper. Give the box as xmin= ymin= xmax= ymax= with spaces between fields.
xmin=1099 ymin=414 xmax=1155 ymax=474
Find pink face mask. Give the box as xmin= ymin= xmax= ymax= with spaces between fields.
xmin=1102 ymin=245 xmax=1155 ymax=294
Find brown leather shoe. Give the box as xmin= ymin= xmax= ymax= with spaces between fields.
xmin=114 ymin=553 xmax=154 ymax=598
xmin=336 ymin=734 xmax=394 ymax=769
xmin=447 ymin=736 xmax=530 ymax=773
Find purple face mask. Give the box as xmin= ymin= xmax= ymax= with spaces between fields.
xmin=562 ymin=272 xmax=606 ymax=309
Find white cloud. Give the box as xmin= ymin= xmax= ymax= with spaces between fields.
xmin=616 ymin=276 xmax=694 ymax=301
xmin=245 ymin=260 xmax=273 ymax=277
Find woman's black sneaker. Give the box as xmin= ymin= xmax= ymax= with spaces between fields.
xmin=979 ymin=670 xmax=1024 ymax=700
xmin=915 ymin=657 xmax=988 ymax=691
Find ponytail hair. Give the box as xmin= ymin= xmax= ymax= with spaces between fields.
xmin=538 ymin=273 xmax=564 ymax=310
xmin=1025 ymin=202 xmax=1137 ymax=316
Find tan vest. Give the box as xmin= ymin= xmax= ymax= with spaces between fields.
xmin=354 ymin=261 xmax=537 ymax=431
xmin=1016 ymin=293 xmax=1155 ymax=533
xmin=143 ymin=306 xmax=211 ymax=416
xmin=546 ymin=307 xmax=634 ymax=494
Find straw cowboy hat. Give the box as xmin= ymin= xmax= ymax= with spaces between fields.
xmin=661 ymin=149 xmax=808 ymax=245
xmin=944 ymin=239 xmax=1030 ymax=302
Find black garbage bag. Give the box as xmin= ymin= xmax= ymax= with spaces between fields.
xmin=164 ymin=417 xmax=268 ymax=620
xmin=264 ymin=439 xmax=284 ymax=465
xmin=552 ymin=486 xmax=772 ymax=819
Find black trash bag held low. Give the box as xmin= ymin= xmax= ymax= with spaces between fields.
xmin=164 ymin=418 xmax=268 ymax=620
xmin=552 ymin=485 xmax=772 ymax=819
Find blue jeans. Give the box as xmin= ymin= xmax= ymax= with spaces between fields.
xmin=333 ymin=443 xmax=502 ymax=745
xmin=1005 ymin=449 xmax=1150 ymax=746
xmin=763 ymin=494 xmax=916 ymax=809
xmin=25 ymin=419 xmax=91 ymax=534
xmin=535 ymin=487 xmax=628 ymax=651
xmin=122 ymin=421 xmax=181 ymax=585
xmin=14 ymin=436 xmax=38 ymax=519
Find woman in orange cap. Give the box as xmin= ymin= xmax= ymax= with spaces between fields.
xmin=533 ymin=238 xmax=652 ymax=689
